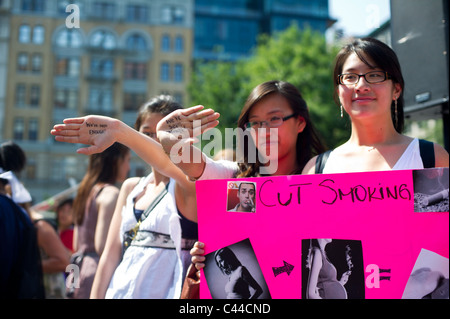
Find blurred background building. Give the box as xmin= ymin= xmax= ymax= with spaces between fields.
xmin=194 ymin=0 xmax=332 ymax=61
xmin=1 ymin=0 xmax=194 ymax=202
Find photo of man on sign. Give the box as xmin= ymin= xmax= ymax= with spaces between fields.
xmin=227 ymin=181 xmax=256 ymax=212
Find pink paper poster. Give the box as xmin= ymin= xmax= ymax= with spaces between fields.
xmin=196 ymin=168 xmax=449 ymax=299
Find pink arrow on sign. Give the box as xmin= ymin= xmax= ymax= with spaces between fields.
xmin=272 ymin=261 xmax=294 ymax=277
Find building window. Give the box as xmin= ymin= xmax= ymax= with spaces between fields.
xmin=173 ymin=7 xmax=185 ymax=24
xmin=30 ymin=85 xmax=40 ymax=107
xmin=25 ymin=158 xmax=36 ymax=180
xmin=31 ymin=53 xmax=42 ymax=73
xmin=160 ymin=62 xmax=170 ymax=81
xmin=55 ymin=57 xmax=80 ymax=77
xmin=90 ymin=58 xmax=114 ymax=78
xmin=92 ymin=2 xmax=116 ymax=20
xmin=174 ymin=35 xmax=184 ymax=53
xmin=174 ymin=63 xmax=183 ymax=82
xmin=15 ymin=84 xmax=26 ymax=107
xmin=161 ymin=6 xmax=185 ymax=25
xmin=18 ymin=24 xmax=31 ymax=43
xmin=32 ymin=25 xmax=45 ymax=44
xmin=123 ymin=92 xmax=146 ymax=111
xmin=28 ymin=118 xmax=39 ymax=141
xmin=161 ymin=34 xmax=170 ymax=52
xmin=126 ymin=5 xmax=148 ymax=23
xmin=90 ymin=30 xmax=116 ymax=50
xmin=13 ymin=118 xmax=25 ymax=140
xmin=55 ymin=29 xmax=83 ymax=48
xmin=21 ymin=0 xmax=45 ymax=12
xmin=54 ymin=88 xmax=78 ymax=109
xmin=17 ymin=53 xmax=29 ymax=72
xmin=126 ymin=34 xmax=147 ymax=51
xmin=88 ymin=87 xmax=113 ymax=112
xmin=57 ymin=0 xmax=84 ymax=15
xmin=124 ymin=61 xmax=146 ymax=80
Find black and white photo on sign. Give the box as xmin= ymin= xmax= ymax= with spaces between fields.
xmin=302 ymin=239 xmax=365 ymax=299
xmin=402 ymin=248 xmax=449 ymax=299
xmin=203 ymin=238 xmax=271 ymax=299
xmin=413 ymin=168 xmax=449 ymax=212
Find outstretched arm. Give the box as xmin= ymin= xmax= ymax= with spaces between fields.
xmin=51 ymin=115 xmax=181 ymax=180
xmin=50 ymin=107 xmax=219 ymax=184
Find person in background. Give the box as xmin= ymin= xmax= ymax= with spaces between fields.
xmin=51 ymin=104 xmax=217 ymax=298
xmin=0 ymin=141 xmax=32 ymax=211
xmin=90 ymin=95 xmax=198 ymax=299
xmin=34 ymin=213 xmax=70 ymax=298
xmin=0 ymin=193 xmax=45 ymax=299
xmin=67 ymin=142 xmax=130 ymax=299
xmin=56 ymin=198 xmax=74 ymax=254
xmin=1 ymin=140 xmax=69 ymax=298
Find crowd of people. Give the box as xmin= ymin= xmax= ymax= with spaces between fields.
xmin=1 ymin=37 xmax=448 ymax=299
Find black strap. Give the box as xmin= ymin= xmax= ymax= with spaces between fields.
xmin=418 ymin=139 xmax=435 ymax=168
xmin=140 ymin=181 xmax=170 ymax=222
xmin=314 ymin=139 xmax=435 ymax=173
xmin=315 ymin=150 xmax=332 ymax=174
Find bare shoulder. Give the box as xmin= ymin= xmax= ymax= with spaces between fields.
xmin=120 ymin=177 xmax=142 ymax=193
xmin=302 ymin=155 xmax=319 ymax=175
xmin=96 ymin=184 xmax=120 ymax=204
xmin=434 ymin=142 xmax=449 ymax=167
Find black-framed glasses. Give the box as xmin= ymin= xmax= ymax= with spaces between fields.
xmin=245 ymin=114 xmax=296 ymax=130
xmin=338 ymin=71 xmax=391 ymax=85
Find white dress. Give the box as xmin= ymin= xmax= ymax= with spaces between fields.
xmin=322 ymin=138 xmax=424 ymax=173
xmin=105 ymin=174 xmax=194 ymax=299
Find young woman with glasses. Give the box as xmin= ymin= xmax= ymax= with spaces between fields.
xmin=302 ymin=37 xmax=448 ymax=174
xmin=155 ymin=81 xmax=326 ymax=274
xmin=156 ymin=80 xmax=326 ymax=181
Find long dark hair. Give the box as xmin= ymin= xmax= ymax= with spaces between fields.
xmin=72 ymin=142 xmax=129 ymax=225
xmin=215 ymin=247 xmax=242 ymax=276
xmin=333 ymin=37 xmax=405 ymax=133
xmin=236 ymin=80 xmax=326 ymax=177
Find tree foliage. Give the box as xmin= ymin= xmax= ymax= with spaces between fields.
xmin=188 ymin=24 xmax=350 ymax=150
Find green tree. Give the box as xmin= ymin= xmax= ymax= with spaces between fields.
xmin=188 ymin=24 xmax=350 ymax=152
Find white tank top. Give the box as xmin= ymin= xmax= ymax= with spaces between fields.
xmin=322 ymin=138 xmax=424 ymax=173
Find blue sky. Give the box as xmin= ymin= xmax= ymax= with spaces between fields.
xmin=328 ymin=0 xmax=391 ymax=37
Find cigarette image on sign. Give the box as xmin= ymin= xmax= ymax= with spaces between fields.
xmin=413 ymin=168 xmax=449 ymax=212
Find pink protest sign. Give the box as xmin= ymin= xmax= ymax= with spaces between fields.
xmin=196 ymin=168 xmax=449 ymax=299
